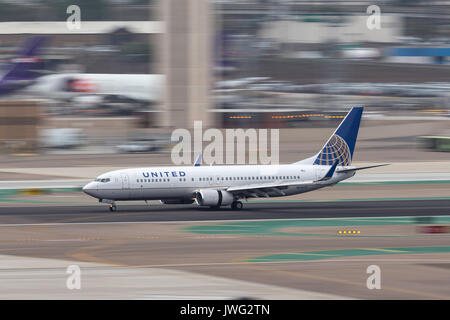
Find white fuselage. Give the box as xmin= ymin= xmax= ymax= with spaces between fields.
xmin=25 ymin=73 xmax=164 ymax=102
xmin=82 ymin=164 xmax=354 ymax=202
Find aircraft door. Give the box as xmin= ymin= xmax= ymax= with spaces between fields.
xmin=121 ymin=173 xmax=130 ymax=198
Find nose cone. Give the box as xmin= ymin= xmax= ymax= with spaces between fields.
xmin=82 ymin=182 xmax=97 ymax=197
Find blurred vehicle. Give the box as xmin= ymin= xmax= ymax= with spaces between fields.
xmin=40 ymin=128 xmax=85 ymax=149
xmin=341 ymin=48 xmax=380 ymax=60
xmin=84 ymin=45 xmax=119 ymax=53
xmin=417 ymin=136 xmax=450 ymax=152
xmin=116 ymin=132 xmax=172 ymax=153
xmin=116 ymin=140 xmax=159 ymax=153
xmin=215 ymin=77 xmax=270 ymax=89
xmin=248 ymin=80 xmax=293 ymax=91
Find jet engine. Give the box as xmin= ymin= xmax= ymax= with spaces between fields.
xmin=195 ymin=189 xmax=234 ymax=207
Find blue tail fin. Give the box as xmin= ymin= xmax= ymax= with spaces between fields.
xmin=2 ymin=36 xmax=46 ymax=81
xmin=313 ymin=107 xmax=363 ymax=166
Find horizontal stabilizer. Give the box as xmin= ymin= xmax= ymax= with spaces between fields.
xmin=336 ymin=163 xmax=390 ymax=173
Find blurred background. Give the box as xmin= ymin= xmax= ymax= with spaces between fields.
xmin=0 ymin=0 xmax=449 ymax=162
xmin=0 ymin=0 xmax=450 ymax=301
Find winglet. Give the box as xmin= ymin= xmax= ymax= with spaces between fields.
xmin=319 ymin=161 xmax=339 ymax=181
xmin=193 ymin=154 xmax=202 ymax=167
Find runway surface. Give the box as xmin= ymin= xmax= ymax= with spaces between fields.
xmin=0 ymin=198 xmax=449 ymax=299
xmin=0 ymin=199 xmax=449 ymax=225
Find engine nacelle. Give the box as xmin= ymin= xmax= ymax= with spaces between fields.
xmin=195 ymin=189 xmax=234 ymax=207
xmin=160 ymin=199 xmax=194 ymax=205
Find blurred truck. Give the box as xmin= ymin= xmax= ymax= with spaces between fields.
xmin=417 ymin=136 xmax=450 ymax=152
xmin=40 ymin=128 xmax=85 ymax=149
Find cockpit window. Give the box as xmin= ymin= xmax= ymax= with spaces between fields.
xmin=95 ymin=178 xmax=111 ymax=183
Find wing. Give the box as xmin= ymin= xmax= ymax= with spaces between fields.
xmin=224 ymin=162 xmax=339 ymax=198
xmin=225 ymin=179 xmax=322 ymax=198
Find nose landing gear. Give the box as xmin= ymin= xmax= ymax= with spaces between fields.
xmin=100 ymin=199 xmax=117 ymax=212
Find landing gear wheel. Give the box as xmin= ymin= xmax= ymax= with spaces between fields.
xmin=231 ymin=201 xmax=243 ymax=210
xmin=109 ymin=204 xmax=117 ymax=212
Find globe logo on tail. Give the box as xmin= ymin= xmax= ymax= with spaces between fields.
xmin=314 ymin=134 xmax=351 ymax=166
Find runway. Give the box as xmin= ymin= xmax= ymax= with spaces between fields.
xmin=0 ymin=199 xmax=449 ymax=224
xmin=0 ymin=198 xmax=449 ymax=299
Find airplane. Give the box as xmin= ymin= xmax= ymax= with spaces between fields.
xmin=0 ymin=36 xmax=163 ymax=105
xmin=25 ymin=73 xmax=164 ymax=105
xmin=0 ymin=37 xmax=46 ymax=96
xmin=82 ymin=107 xmax=387 ymax=211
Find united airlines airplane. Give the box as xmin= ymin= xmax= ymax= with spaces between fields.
xmin=83 ymin=107 xmax=386 ymax=211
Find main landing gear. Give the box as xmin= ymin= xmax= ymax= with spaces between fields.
xmin=109 ymin=203 xmax=117 ymax=212
xmin=231 ymin=201 xmax=243 ymax=210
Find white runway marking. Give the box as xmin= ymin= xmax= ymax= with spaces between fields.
xmin=0 ymin=214 xmax=447 ymax=227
